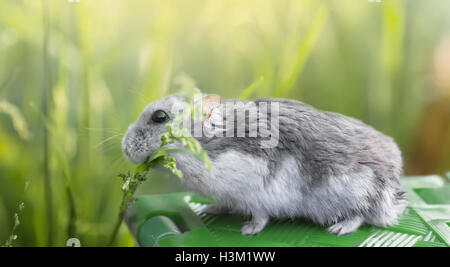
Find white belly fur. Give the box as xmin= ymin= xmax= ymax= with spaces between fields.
xmin=207 ymin=151 xmax=306 ymax=218
xmin=198 ymin=151 xmax=377 ymax=226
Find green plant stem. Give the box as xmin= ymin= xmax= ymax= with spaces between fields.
xmin=42 ymin=0 xmax=54 ymax=246
xmin=66 ymin=186 xmax=77 ymax=238
xmin=108 ymin=200 xmax=127 ymax=246
xmin=108 ymin=170 xmax=147 ymax=246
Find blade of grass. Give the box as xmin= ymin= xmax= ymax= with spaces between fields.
xmin=0 ymin=99 xmax=31 ymax=141
xmin=56 ymin=147 xmax=78 ymax=239
xmin=31 ymin=101 xmax=79 ymax=243
xmin=383 ymin=0 xmax=405 ymax=137
xmin=41 ymin=0 xmax=54 ymax=247
xmin=276 ymin=5 xmax=328 ymax=98
xmin=239 ymin=76 xmax=264 ymax=100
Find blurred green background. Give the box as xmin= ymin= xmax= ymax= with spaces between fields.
xmin=1 ymin=0 xmax=450 ymax=246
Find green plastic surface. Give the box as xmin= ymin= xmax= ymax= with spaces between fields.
xmin=124 ymin=175 xmax=450 ymax=247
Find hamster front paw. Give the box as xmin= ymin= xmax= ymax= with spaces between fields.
xmin=327 ymin=216 xmax=364 ymax=236
xmin=241 ymin=215 xmax=269 ymax=236
xmin=202 ymin=204 xmax=230 ymax=215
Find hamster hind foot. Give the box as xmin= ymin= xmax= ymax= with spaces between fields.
xmin=327 ymin=216 xmax=364 ymax=236
xmin=241 ymin=215 xmax=270 ymax=236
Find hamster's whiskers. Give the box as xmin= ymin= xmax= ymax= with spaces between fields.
xmin=95 ymin=133 xmax=124 ymax=148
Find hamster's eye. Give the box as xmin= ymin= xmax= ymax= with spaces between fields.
xmin=151 ymin=110 xmax=170 ymax=123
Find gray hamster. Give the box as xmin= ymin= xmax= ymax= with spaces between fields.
xmin=122 ymin=94 xmax=407 ymax=236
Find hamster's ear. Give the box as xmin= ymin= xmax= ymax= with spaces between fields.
xmin=201 ymin=94 xmax=221 ymax=120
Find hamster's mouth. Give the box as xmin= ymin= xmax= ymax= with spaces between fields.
xmin=122 ymin=142 xmax=153 ymax=165
xmin=123 ymin=149 xmax=150 ymax=165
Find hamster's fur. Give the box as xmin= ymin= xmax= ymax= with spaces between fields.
xmin=122 ymin=95 xmax=407 ymax=236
